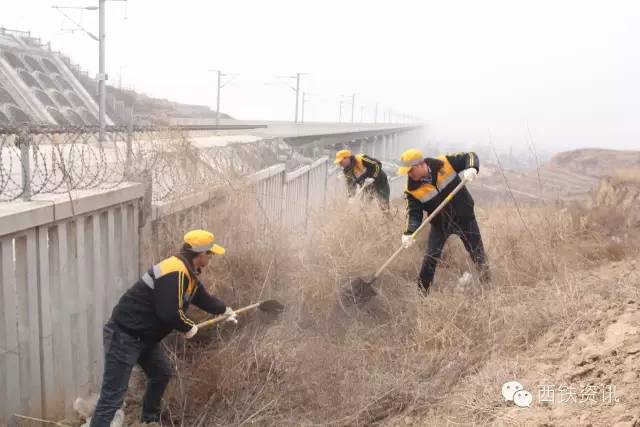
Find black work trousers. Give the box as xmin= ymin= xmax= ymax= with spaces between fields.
xmin=90 ymin=321 xmax=172 ymax=426
xmin=418 ymin=215 xmax=490 ymax=293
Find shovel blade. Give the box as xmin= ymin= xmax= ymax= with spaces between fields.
xmin=341 ymin=277 xmax=377 ymax=306
xmin=258 ymin=299 xmax=285 ymax=314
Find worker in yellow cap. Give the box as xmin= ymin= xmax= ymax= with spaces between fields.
xmin=398 ymin=149 xmax=490 ymax=294
xmin=91 ymin=230 xmax=235 ymax=426
xmin=334 ymin=149 xmax=390 ymax=211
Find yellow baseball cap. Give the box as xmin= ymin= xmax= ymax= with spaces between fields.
xmin=397 ymin=149 xmax=425 ymax=175
xmin=183 ymin=229 xmax=225 ymax=255
xmin=334 ymin=149 xmax=352 ymax=165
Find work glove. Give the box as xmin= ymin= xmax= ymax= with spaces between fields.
xmin=185 ymin=324 xmax=198 ymax=339
xmin=364 ymin=177 xmax=375 ymax=186
xmin=224 ymin=306 xmax=238 ymax=324
xmin=401 ymin=234 xmax=415 ymax=249
xmin=460 ymin=168 xmax=478 ymax=182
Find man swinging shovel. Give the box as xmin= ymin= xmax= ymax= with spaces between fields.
xmin=90 ymin=230 xmax=283 ymax=426
xmin=342 ymin=149 xmax=490 ymax=305
xmin=399 ymin=149 xmax=490 ymax=294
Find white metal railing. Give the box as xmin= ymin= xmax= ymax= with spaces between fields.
xmin=246 ymin=157 xmax=406 ymax=233
xmin=151 ymin=156 xmax=406 ymax=237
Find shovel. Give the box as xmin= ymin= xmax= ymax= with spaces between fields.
xmin=196 ymin=299 xmax=284 ymax=329
xmin=342 ymin=178 xmax=470 ymax=306
xmin=348 ymin=179 xmax=374 ymax=204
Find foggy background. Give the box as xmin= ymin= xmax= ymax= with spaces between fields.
xmin=1 ymin=0 xmax=638 ymax=155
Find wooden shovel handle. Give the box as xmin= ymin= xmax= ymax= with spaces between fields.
xmin=373 ymin=178 xmax=469 ymax=279
xmin=355 ymin=179 xmax=374 ymax=199
xmin=196 ymin=302 xmax=261 ymax=329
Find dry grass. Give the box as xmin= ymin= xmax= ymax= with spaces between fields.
xmin=613 ymin=168 xmax=640 ymax=184
xmin=132 ymin=182 xmax=639 ymax=426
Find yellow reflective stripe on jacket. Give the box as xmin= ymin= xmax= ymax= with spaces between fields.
xmin=156 ymin=257 xmax=195 ymax=290
xmin=177 ymin=271 xmax=195 ymax=328
xmin=154 ymin=257 xmax=196 ymax=328
xmin=353 ymin=155 xmax=366 ymax=178
xmin=409 ymin=186 xmax=439 ymax=203
xmin=406 ymin=155 xmax=458 ymax=203
xmin=435 ymin=155 xmax=458 ymax=189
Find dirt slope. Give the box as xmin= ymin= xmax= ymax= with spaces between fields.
xmin=547 ymin=149 xmax=640 ymax=178
xmin=402 ymin=258 xmax=640 ymax=427
xmin=496 ymin=259 xmax=640 ymax=427
xmin=474 ymin=148 xmax=640 ymax=204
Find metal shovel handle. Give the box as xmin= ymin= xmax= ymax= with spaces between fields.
xmin=373 ymin=178 xmax=469 ymax=279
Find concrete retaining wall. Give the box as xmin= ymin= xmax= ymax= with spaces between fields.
xmin=0 ymin=184 xmax=143 ymax=422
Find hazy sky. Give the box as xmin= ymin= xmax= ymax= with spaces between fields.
xmin=1 ymin=0 xmax=639 ymax=152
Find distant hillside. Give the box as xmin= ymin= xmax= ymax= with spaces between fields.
xmin=472 ymin=148 xmax=640 ymax=204
xmin=546 ymin=148 xmax=640 ymax=178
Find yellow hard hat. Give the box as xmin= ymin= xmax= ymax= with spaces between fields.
xmin=334 ymin=149 xmax=352 ymax=165
xmin=183 ymin=229 xmax=225 ymax=255
xmin=397 ymin=148 xmax=425 ymax=175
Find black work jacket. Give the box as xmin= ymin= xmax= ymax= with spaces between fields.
xmin=111 ymin=254 xmax=226 ymax=343
xmin=404 ymin=152 xmax=479 ymax=234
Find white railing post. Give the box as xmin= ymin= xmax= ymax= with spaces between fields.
xmin=1 ymin=237 xmax=21 ymax=419
xmin=37 ymin=226 xmax=56 ymax=418
xmin=0 ymin=183 xmax=145 ymax=422
xmin=304 ymin=167 xmax=311 ymax=230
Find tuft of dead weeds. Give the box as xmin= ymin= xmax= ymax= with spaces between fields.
xmin=130 ymin=181 xmax=639 ymax=426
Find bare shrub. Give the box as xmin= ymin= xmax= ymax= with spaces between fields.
xmin=128 ymin=185 xmax=638 ymax=426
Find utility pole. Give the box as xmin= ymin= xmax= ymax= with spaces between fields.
xmin=350 ymin=93 xmax=356 ymax=123
xmin=98 ymin=0 xmax=106 ymax=141
xmin=215 ymin=70 xmax=224 ymax=127
xmin=374 ymin=103 xmax=378 ymax=124
xmin=209 ymin=69 xmax=235 ymax=127
xmin=269 ymin=73 xmax=306 ymax=123
xmin=301 ymin=91 xmax=307 ymax=123
xmin=217 ymin=70 xmax=221 ymax=126
xmin=53 ymin=1 xmax=127 ymax=141
xmin=294 ymin=73 xmax=300 ymax=123
xmin=339 ymin=98 xmax=344 ymax=123
xmin=118 ymin=65 xmax=122 ymax=89
xmin=292 ymin=73 xmax=309 ymax=123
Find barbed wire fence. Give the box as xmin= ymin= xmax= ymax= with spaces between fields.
xmin=0 ymin=125 xmax=289 ymax=203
